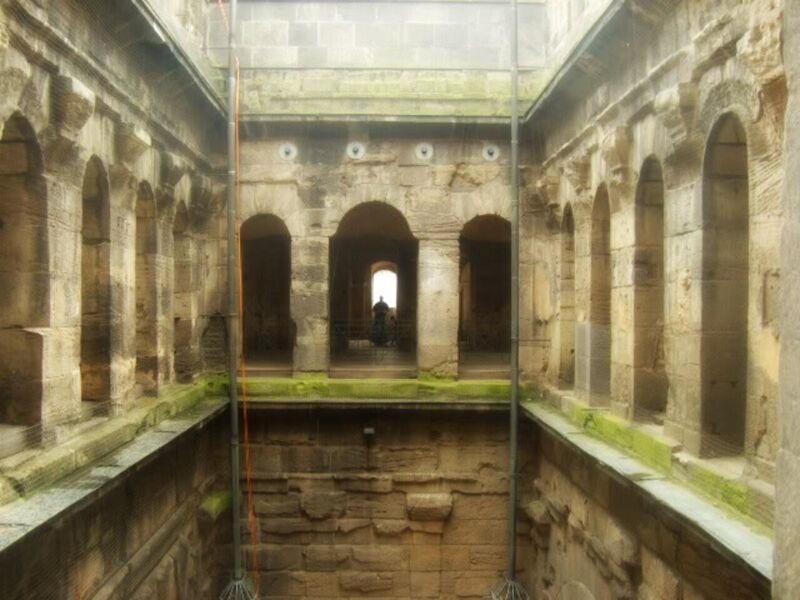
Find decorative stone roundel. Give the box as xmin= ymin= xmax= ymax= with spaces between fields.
xmin=482 ymin=143 xmax=500 ymax=161
xmin=346 ymin=141 xmax=366 ymax=160
xmin=415 ymin=142 xmax=434 ymax=161
xmin=277 ymin=142 xmax=297 ymax=161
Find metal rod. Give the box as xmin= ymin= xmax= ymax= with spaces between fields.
xmin=508 ymin=0 xmax=520 ymax=582
xmin=225 ymin=0 xmax=242 ymax=583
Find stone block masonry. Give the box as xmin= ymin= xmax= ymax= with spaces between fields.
xmin=245 ymin=408 xmax=536 ymax=599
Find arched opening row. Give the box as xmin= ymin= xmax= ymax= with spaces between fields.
xmin=557 ymin=112 xmax=752 ymax=457
xmin=0 ymin=112 xmax=202 ymax=449
xmin=239 ymin=204 xmax=513 ymax=380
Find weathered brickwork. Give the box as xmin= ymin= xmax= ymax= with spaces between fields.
xmin=529 ymin=0 xmax=785 ymax=479
xmin=245 ymin=409 xmax=535 ymax=599
xmin=0 ymin=413 xmax=229 ymax=600
xmin=0 ymin=0 xmax=226 ymax=448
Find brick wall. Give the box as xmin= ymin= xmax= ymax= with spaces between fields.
xmin=246 ymin=408 xmax=536 ymax=599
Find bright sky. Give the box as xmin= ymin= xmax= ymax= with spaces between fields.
xmin=372 ymin=269 xmax=397 ymax=308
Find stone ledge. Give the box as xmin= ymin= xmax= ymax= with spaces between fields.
xmin=0 ymin=397 xmax=225 ymax=553
xmin=0 ymin=381 xmax=214 ymax=507
xmin=520 ymin=399 xmax=773 ymax=581
xmin=210 ymin=376 xmax=516 ymax=406
xmin=530 ymin=385 xmax=775 ymax=530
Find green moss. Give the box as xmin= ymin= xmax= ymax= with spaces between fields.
xmin=201 ymin=491 xmax=232 ymax=520
xmin=204 ymin=375 xmax=229 ymax=397
xmin=631 ymin=429 xmax=674 ymax=473
xmin=687 ymin=463 xmax=752 ymax=516
xmin=455 ymin=380 xmax=510 ymax=399
xmin=589 ymin=413 xmax=635 ymax=451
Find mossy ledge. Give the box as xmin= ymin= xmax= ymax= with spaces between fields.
xmin=524 ymin=390 xmax=773 ymax=532
xmin=0 ymin=381 xmax=216 ymax=508
xmin=209 ymin=376 xmax=517 ymax=403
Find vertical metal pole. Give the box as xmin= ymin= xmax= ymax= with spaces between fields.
xmin=508 ymin=0 xmax=521 ymax=582
xmin=225 ymin=0 xmax=242 ymax=583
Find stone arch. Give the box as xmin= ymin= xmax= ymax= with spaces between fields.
xmin=0 ymin=112 xmax=47 ymax=431
xmin=633 ymin=156 xmax=668 ymax=421
xmin=330 ymin=202 xmax=418 ymax=365
xmin=560 ymin=204 xmax=576 ymax=385
xmin=80 ymin=156 xmax=112 ymax=407
xmin=700 ymin=113 xmax=749 ymax=456
xmin=136 ymin=181 xmax=159 ymax=393
xmin=588 ymin=184 xmax=611 ymax=403
xmin=241 ymin=214 xmax=294 ymax=367
xmin=459 ymin=215 xmax=511 ymax=373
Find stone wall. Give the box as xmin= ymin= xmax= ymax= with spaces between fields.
xmin=528 ymin=0 xmax=785 ymax=481
xmin=0 ymin=412 xmax=229 ymax=600
xmin=205 ymin=1 xmax=549 ymax=117
xmin=238 ymin=129 xmax=537 ymax=378
xmin=0 ymin=0 xmax=225 ymax=445
xmin=245 ymin=407 xmax=771 ymax=599
xmin=526 ymin=418 xmax=771 ymax=600
xmin=245 ymin=408 xmax=535 ymax=599
xmin=774 ymin=1 xmax=800 ymax=597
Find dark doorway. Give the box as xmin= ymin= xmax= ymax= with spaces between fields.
xmin=329 ymin=202 xmax=417 ymax=378
xmin=241 ymin=214 xmax=293 ymax=375
xmin=701 ymin=114 xmax=749 ymax=456
xmin=459 ymin=215 xmax=511 ymax=379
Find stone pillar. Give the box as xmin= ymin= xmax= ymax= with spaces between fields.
xmin=42 ymin=175 xmax=82 ymax=430
xmin=417 ymin=236 xmax=459 ymax=378
xmin=662 ymin=181 xmax=704 ymax=454
xmin=154 ymin=203 xmax=173 ymax=388
xmin=774 ymin=4 xmax=800 ymax=597
xmin=292 ymin=236 xmax=329 ymax=374
xmin=573 ymin=206 xmax=592 ymax=402
xmin=173 ymin=232 xmax=201 ymax=382
xmin=611 ymin=192 xmax=635 ymax=418
xmin=109 ymin=166 xmax=137 ymax=409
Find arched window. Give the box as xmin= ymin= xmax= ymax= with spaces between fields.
xmin=459 ymin=215 xmax=511 ymax=378
xmin=701 ymin=114 xmax=749 ymax=456
xmin=633 ymin=158 xmax=667 ymax=422
xmin=329 ymin=202 xmax=417 ymax=370
xmin=589 ymin=185 xmax=611 ymax=403
xmin=560 ymin=205 xmax=576 ymax=385
xmin=241 ymin=214 xmax=293 ymax=369
xmin=81 ymin=156 xmax=112 ymax=408
xmin=0 ymin=113 xmax=46 ymax=439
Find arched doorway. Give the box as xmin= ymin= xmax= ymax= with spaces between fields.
xmin=589 ymin=185 xmax=611 ymax=404
xmin=633 ymin=158 xmax=667 ymax=422
xmin=81 ymin=157 xmax=112 ymax=411
xmin=458 ymin=215 xmax=511 ymax=379
xmin=329 ymin=202 xmax=417 ymax=377
xmin=560 ymin=205 xmax=576 ymax=386
xmin=0 ymin=113 xmax=46 ymax=453
xmin=701 ymin=114 xmax=749 ymax=456
xmin=241 ymin=214 xmax=293 ymax=374
xmin=135 ymin=182 xmax=159 ymax=393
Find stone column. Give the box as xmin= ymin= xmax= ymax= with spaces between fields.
xmin=417 ymin=236 xmax=459 ymax=378
xmin=573 ymin=206 xmax=592 ymax=402
xmin=774 ymin=4 xmax=800 ymax=597
xmin=610 ymin=191 xmax=635 ymax=418
xmin=109 ymin=166 xmax=137 ymax=409
xmin=662 ymin=181 xmax=704 ymax=454
xmin=153 ymin=201 xmax=173 ymax=389
xmin=292 ymin=236 xmax=329 ymax=374
xmin=42 ymin=175 xmax=82 ymax=431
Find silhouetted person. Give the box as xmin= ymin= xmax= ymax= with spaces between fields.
xmin=372 ymin=296 xmax=390 ymax=345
